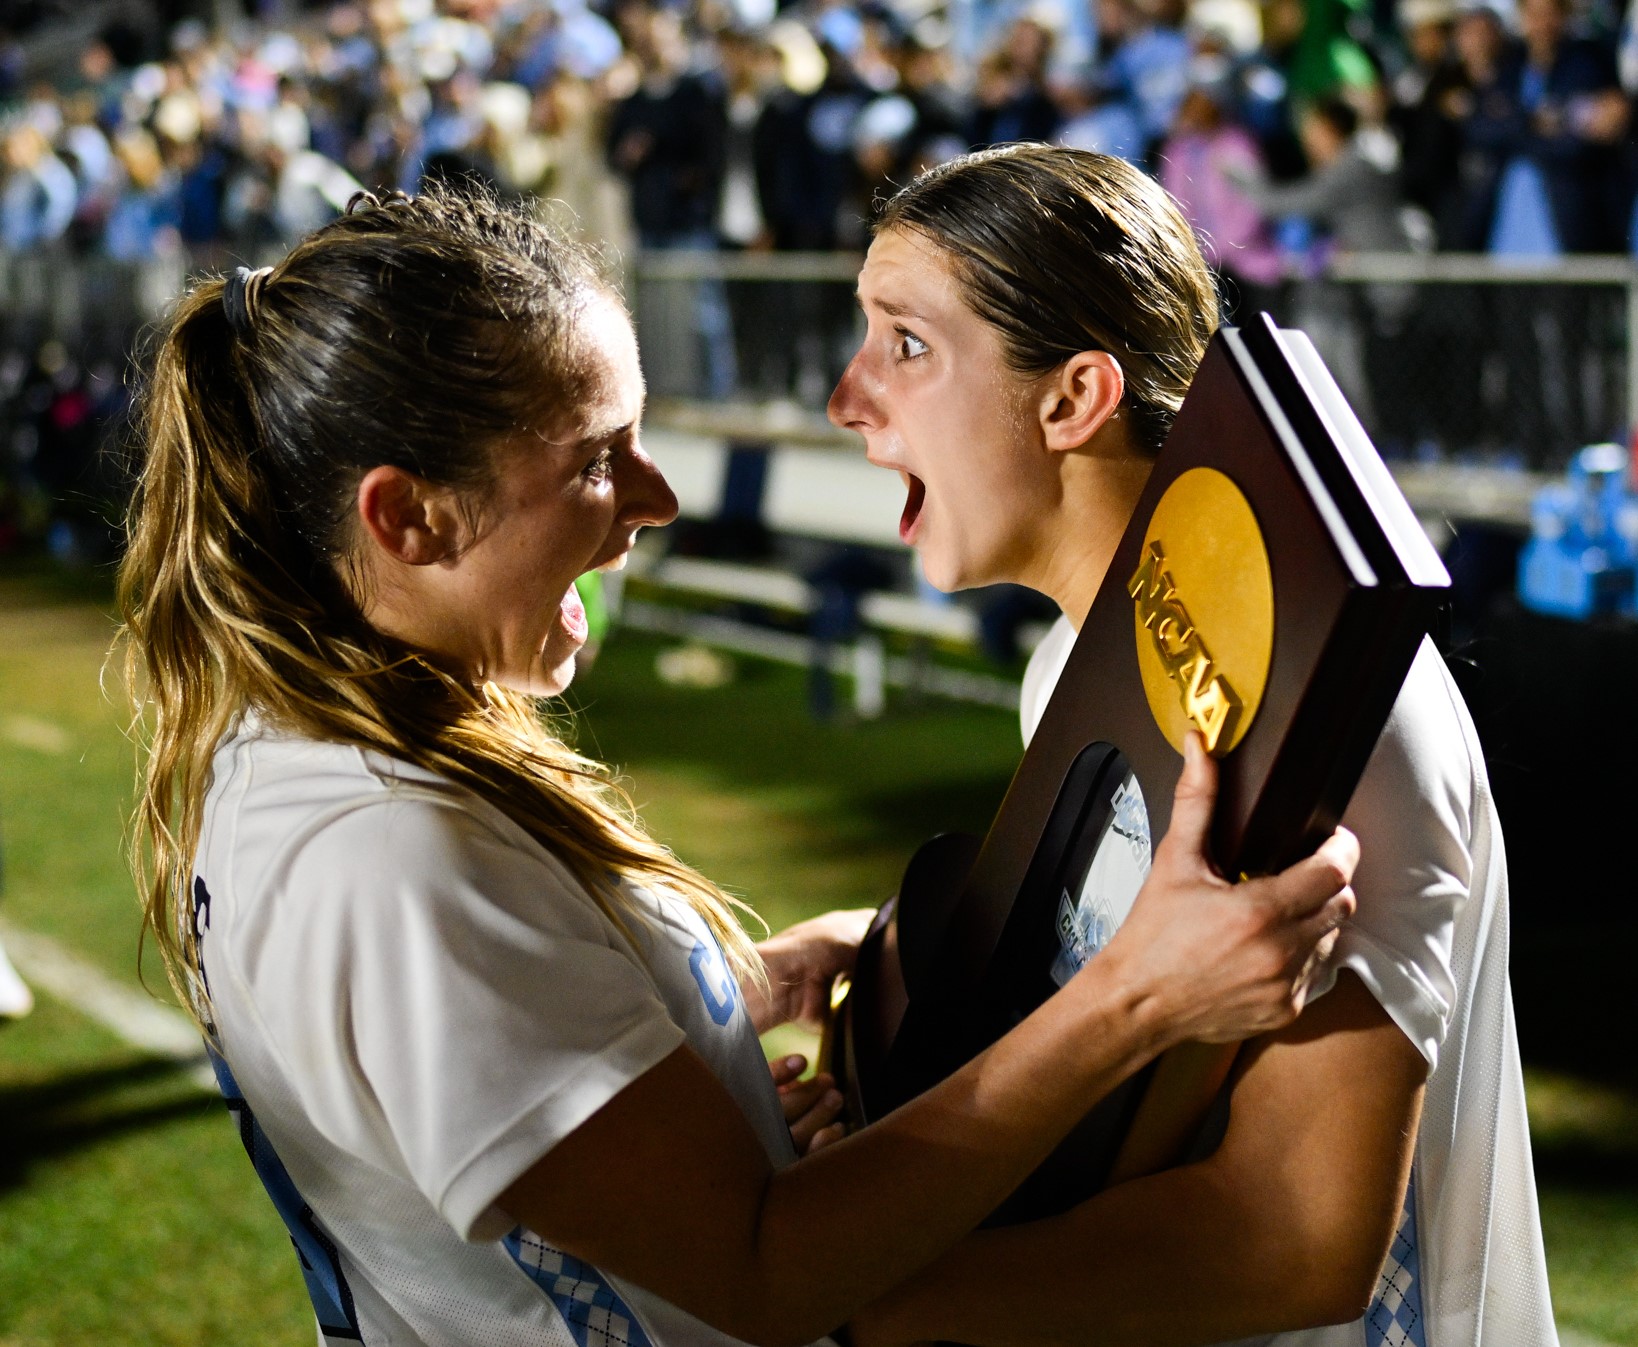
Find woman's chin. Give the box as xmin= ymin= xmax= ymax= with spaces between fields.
xmin=917 ymin=546 xmax=970 ymax=595
xmin=537 ymin=653 xmax=579 ymax=699
xmin=487 ymin=650 xmax=579 ymax=699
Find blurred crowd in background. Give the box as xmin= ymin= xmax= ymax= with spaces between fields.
xmin=1 ymin=0 xmax=1636 ymax=270
xmin=3 ymin=0 xmax=1638 ymax=560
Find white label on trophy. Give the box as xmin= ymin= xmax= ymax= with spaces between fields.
xmin=1050 ymin=773 xmax=1152 ymax=988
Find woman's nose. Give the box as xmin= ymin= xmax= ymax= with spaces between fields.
xmin=828 ymin=352 xmax=877 ymax=433
xmin=619 ymin=440 xmax=680 ymax=530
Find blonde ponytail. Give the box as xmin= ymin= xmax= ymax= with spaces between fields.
xmin=118 ymin=188 xmax=763 ymax=1022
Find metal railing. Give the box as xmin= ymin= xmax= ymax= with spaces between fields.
xmin=627 ymin=248 xmax=1638 ymax=473
xmin=2 ymin=242 xmax=1633 ymax=476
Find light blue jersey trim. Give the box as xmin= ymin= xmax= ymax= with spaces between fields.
xmin=1365 ymin=1170 xmax=1427 ymax=1347
xmin=505 ymin=1228 xmax=655 ymax=1347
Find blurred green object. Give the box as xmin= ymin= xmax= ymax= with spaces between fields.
xmin=575 ymin=571 xmax=611 ymax=644
xmin=1285 ymin=0 xmax=1378 ymax=100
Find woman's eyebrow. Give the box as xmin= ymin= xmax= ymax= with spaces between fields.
xmin=856 ymin=293 xmax=931 ymax=321
xmin=540 ymin=410 xmax=639 ymax=449
xmin=580 ymin=415 xmax=636 ymax=446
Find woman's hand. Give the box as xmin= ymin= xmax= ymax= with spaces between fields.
xmin=769 ymin=1053 xmax=848 ymax=1154
xmin=742 ymin=908 xmax=877 ymax=1034
xmin=1095 ymin=732 xmax=1359 ymax=1050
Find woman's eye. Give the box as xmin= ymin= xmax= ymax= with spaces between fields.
xmin=895 ymin=329 xmax=929 ymax=361
xmin=583 ymin=447 xmax=614 ymax=481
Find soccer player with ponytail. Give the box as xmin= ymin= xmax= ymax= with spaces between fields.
xmin=119 ymin=185 xmax=1356 ymax=1346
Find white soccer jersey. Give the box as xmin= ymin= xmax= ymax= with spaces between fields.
xmin=1022 ymin=619 xmax=1558 ymax=1347
xmin=194 ymin=718 xmax=805 ymax=1347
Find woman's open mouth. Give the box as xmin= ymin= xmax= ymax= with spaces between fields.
xmin=899 ymin=473 xmax=927 ymax=544
xmin=559 ymin=583 xmax=589 ymax=642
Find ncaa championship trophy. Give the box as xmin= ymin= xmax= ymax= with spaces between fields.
xmin=827 ymin=313 xmax=1452 ymax=1225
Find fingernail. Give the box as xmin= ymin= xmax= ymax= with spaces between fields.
xmin=785 ymin=1055 xmax=805 ymax=1070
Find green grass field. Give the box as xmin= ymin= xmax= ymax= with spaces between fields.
xmin=0 ymin=565 xmax=1634 ymax=1345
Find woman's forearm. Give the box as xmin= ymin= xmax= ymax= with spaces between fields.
xmin=743 ymin=947 xmax=1174 ymax=1341
xmin=502 ymin=744 xmax=1356 ymax=1344
xmin=851 ymin=974 xmax=1427 ymax=1347
xmin=505 ymin=949 xmax=1177 ymax=1347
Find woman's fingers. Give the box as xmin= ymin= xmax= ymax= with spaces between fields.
xmin=767 ymin=1054 xmax=808 ymax=1090
xmin=1153 ymin=731 xmax=1217 ymax=875
xmin=778 ymin=1070 xmax=835 ymax=1119
xmin=785 ymin=1078 xmax=847 ymax=1154
xmin=1294 ymin=826 xmax=1360 ymax=906
xmin=806 ymin=1121 xmax=847 ymax=1154
xmin=769 ymin=1058 xmax=847 ymax=1155
xmin=1116 ymin=801 xmax=1362 ymax=1046
xmin=770 ymin=1061 xmax=851 ymax=1153
xmin=1262 ymin=826 xmax=1359 ymax=927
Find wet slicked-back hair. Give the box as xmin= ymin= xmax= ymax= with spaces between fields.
xmin=119 ymin=187 xmax=761 ymax=1018
xmin=876 ymin=144 xmax=1220 ymax=454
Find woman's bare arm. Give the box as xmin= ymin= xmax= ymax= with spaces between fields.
xmin=499 ymin=737 xmax=1358 ymax=1346
xmin=850 ymin=972 xmax=1427 ymax=1347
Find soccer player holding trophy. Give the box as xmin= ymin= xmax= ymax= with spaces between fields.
xmin=827 ymin=145 xmax=1555 ymax=1347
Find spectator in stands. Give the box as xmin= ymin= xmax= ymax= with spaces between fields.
xmin=717 ymin=26 xmax=774 ymax=255
xmin=1225 ymin=95 xmax=1422 ymax=441
xmin=71 ymin=38 xmax=127 ymax=125
xmin=894 ymin=28 xmax=970 ymax=173
xmin=1457 ymin=0 xmax=1628 ymax=460
xmin=717 ymin=26 xmax=782 ymax=396
xmin=1389 ymin=0 xmax=1482 ymax=455
xmin=1269 ymin=0 xmax=1383 ymax=104
xmin=59 ymin=93 xmax=120 ymax=252
xmin=104 ymin=128 xmax=182 ymax=262
xmin=755 ymin=20 xmax=871 ymax=395
xmin=1055 ymin=72 xmax=1150 ymax=162
xmin=1157 ymin=68 xmax=1282 ymax=317
xmin=1249 ymin=0 xmax=1382 ymax=176
xmin=608 ymin=8 xmax=728 ymax=250
xmin=403 ymin=66 xmax=499 ymax=192
xmin=970 ymin=12 xmax=1062 ymax=146
xmin=170 ymin=126 xmax=232 ymax=260
xmin=527 ymin=73 xmax=634 ymax=260
xmin=1476 ymin=0 xmax=1630 ymax=253
xmin=608 ymin=7 xmax=735 ymax=395
xmin=1390 ymin=0 xmax=1470 ymax=246
xmin=849 ymin=29 xmax=967 ymax=201
xmin=0 ymin=125 xmax=77 ymax=252
xmin=1094 ymin=0 xmax=1193 ymax=162
xmin=271 ymin=141 xmax=367 ymax=238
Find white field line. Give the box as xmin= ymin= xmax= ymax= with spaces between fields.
xmin=0 ymin=918 xmax=215 ymax=1090
xmin=1560 ymin=1329 xmax=1624 ymax=1347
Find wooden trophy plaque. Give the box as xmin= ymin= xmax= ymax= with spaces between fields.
xmin=827 ymin=314 xmax=1450 ymax=1224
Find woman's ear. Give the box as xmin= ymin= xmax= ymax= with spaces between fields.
xmin=355 ymin=465 xmax=466 ymax=566
xmin=1038 ymin=351 xmax=1125 ymax=453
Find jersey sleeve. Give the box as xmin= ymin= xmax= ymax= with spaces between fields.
xmin=1315 ymin=640 xmax=1474 ymax=1071
xmin=239 ymin=790 xmax=687 ymax=1242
